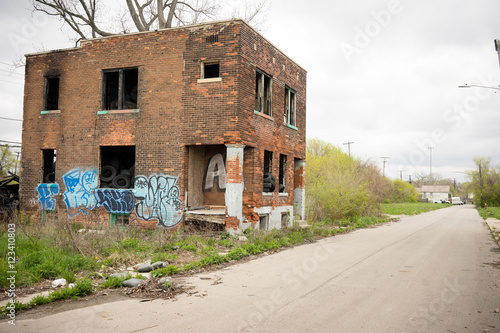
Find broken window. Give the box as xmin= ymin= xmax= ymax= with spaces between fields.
xmin=263 ymin=150 xmax=276 ymax=192
xmin=279 ymin=154 xmax=287 ymax=193
xmin=255 ymin=70 xmax=272 ymax=116
xmin=285 ymin=87 xmax=296 ymax=127
xmin=100 ymin=146 xmax=135 ymax=189
xmin=259 ymin=215 xmax=268 ymax=230
xmin=110 ymin=213 xmax=130 ymax=227
xmin=42 ymin=149 xmax=56 ymax=183
xmin=44 ymin=76 xmax=59 ymax=110
xmin=202 ymin=61 xmax=220 ymax=79
xmin=102 ymin=68 xmax=138 ymax=110
xmin=281 ymin=212 xmax=289 ymax=228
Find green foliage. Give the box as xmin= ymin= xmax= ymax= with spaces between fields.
xmin=98 ymin=274 xmax=131 ymax=290
xmin=0 ymin=144 xmax=16 ymax=178
xmin=380 ymin=202 xmax=450 ymax=215
xmin=150 ymin=265 xmax=181 ymax=277
xmin=477 ymin=206 xmax=500 ymax=220
xmin=306 ymin=138 xmax=387 ymax=222
xmin=467 ymin=157 xmax=500 ymax=207
xmin=390 ymin=179 xmax=419 ymax=203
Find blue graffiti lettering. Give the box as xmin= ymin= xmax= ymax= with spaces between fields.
xmin=133 ymin=174 xmax=183 ymax=228
xmin=95 ymin=189 xmax=135 ymax=214
xmin=62 ymin=169 xmax=98 ymax=218
xmin=36 ymin=183 xmax=60 ymax=210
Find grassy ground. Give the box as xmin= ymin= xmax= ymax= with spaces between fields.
xmin=0 ymin=214 xmax=387 ymax=294
xmin=380 ymin=202 xmax=452 ymax=216
xmin=477 ymin=206 xmax=500 ymax=220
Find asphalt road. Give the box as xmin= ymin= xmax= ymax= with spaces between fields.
xmin=5 ymin=205 xmax=500 ymax=333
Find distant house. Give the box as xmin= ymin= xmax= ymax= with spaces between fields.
xmin=417 ymin=185 xmax=450 ymax=202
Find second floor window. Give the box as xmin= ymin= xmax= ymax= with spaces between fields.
xmin=102 ymin=68 xmax=138 ymax=110
xmin=285 ymin=87 xmax=296 ymax=127
xmin=255 ymin=70 xmax=272 ymax=116
xmin=44 ymin=76 xmax=59 ymax=110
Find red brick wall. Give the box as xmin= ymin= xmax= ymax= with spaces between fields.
xmin=20 ymin=20 xmax=306 ymax=229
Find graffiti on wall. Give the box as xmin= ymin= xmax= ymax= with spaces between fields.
xmin=204 ymin=153 xmax=227 ymax=191
xmin=94 ymin=189 xmax=135 ymax=214
xmin=32 ymin=167 xmax=184 ymax=228
xmin=133 ymin=174 xmax=183 ymax=228
xmin=36 ymin=183 xmax=60 ymax=210
xmin=62 ymin=169 xmax=98 ymax=218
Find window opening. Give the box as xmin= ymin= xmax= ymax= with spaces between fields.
xmin=203 ymin=61 xmax=220 ymax=79
xmin=103 ymin=68 xmax=138 ymax=110
xmin=285 ymin=87 xmax=296 ymax=126
xmin=259 ymin=215 xmax=268 ymax=230
xmin=205 ymin=35 xmax=219 ymax=43
xmin=263 ymin=150 xmax=276 ymax=192
xmin=44 ymin=77 xmax=60 ymax=110
xmin=279 ymin=154 xmax=287 ymax=193
xmin=255 ymin=70 xmax=272 ymax=116
xmin=281 ymin=212 xmax=289 ymax=228
xmin=110 ymin=213 xmax=130 ymax=227
xmin=42 ymin=149 xmax=56 ymax=183
xmin=100 ymin=146 xmax=135 ymax=189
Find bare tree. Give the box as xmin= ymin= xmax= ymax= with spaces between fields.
xmin=32 ymin=0 xmax=268 ymax=42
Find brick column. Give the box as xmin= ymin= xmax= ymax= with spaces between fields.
xmin=225 ymin=144 xmax=245 ymax=234
xmin=293 ymin=159 xmax=306 ymax=220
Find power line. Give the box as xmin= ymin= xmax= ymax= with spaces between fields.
xmin=0 ymin=69 xmax=23 ymax=76
xmin=0 ymin=117 xmax=22 ymax=122
xmin=0 ymin=140 xmax=22 ymax=144
xmin=0 ymin=79 xmax=23 ymax=85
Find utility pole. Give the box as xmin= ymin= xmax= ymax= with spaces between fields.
xmin=398 ymin=170 xmax=404 ymax=181
xmin=408 ymin=175 xmax=412 ymax=184
xmin=380 ymin=157 xmax=389 ymax=177
xmin=343 ymin=141 xmax=354 ymax=158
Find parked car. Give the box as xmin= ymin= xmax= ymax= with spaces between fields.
xmin=451 ymin=197 xmax=463 ymax=205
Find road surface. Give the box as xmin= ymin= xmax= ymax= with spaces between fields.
xmin=4 ymin=205 xmax=500 ymax=332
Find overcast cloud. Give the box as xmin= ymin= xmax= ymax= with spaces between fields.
xmin=1 ymin=0 xmax=499 ymax=183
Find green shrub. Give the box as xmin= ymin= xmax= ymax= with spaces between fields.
xmin=150 ymin=265 xmax=181 ymax=277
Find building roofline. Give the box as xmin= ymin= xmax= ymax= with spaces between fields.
xmin=24 ymin=19 xmax=306 ymax=72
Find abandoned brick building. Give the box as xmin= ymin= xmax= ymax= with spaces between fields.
xmin=20 ymin=19 xmax=307 ymax=234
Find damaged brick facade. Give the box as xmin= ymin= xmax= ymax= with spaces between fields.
xmin=20 ymin=19 xmax=306 ymax=234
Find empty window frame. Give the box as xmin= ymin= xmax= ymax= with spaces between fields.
xmin=255 ymin=70 xmax=272 ymax=116
xmin=42 ymin=149 xmax=56 ymax=183
xmin=44 ymin=76 xmax=60 ymax=111
xmin=102 ymin=68 xmax=138 ymax=110
xmin=285 ymin=87 xmax=297 ymax=127
xmin=202 ymin=60 xmax=220 ymax=79
xmin=281 ymin=212 xmax=289 ymax=228
xmin=279 ymin=154 xmax=287 ymax=193
xmin=100 ymin=146 xmax=135 ymax=189
xmin=110 ymin=213 xmax=130 ymax=227
xmin=263 ymin=150 xmax=275 ymax=192
xmin=259 ymin=215 xmax=268 ymax=230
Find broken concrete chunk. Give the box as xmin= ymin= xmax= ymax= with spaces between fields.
xmin=152 ymin=261 xmax=166 ymax=269
xmin=159 ymin=277 xmax=172 ymax=284
xmin=109 ymin=272 xmax=129 ymax=279
xmin=136 ymin=264 xmax=154 ymax=272
xmin=122 ymin=278 xmax=144 ymax=288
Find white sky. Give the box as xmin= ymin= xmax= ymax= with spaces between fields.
xmin=1 ymin=0 xmax=500 ymax=183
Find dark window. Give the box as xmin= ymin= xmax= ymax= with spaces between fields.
xmin=279 ymin=154 xmax=287 ymax=193
xmin=205 ymin=35 xmax=219 ymax=43
xmin=203 ymin=62 xmax=220 ymax=79
xmin=263 ymin=150 xmax=275 ymax=192
xmin=42 ymin=149 xmax=56 ymax=183
xmin=100 ymin=146 xmax=135 ymax=189
xmin=44 ymin=77 xmax=59 ymax=110
xmin=111 ymin=213 xmax=130 ymax=227
xmin=285 ymin=87 xmax=296 ymax=126
xmin=255 ymin=70 xmax=272 ymax=116
xmin=103 ymin=68 xmax=138 ymax=110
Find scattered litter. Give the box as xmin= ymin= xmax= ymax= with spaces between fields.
xmin=52 ymin=278 xmax=67 ymax=288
